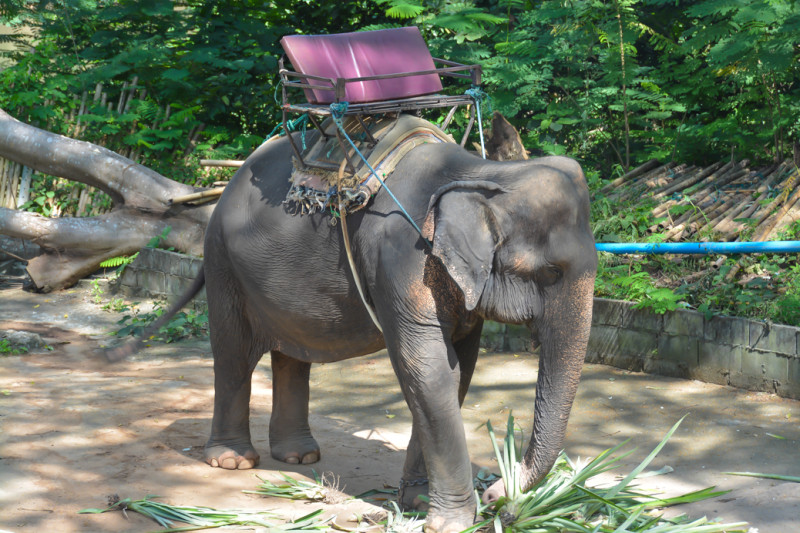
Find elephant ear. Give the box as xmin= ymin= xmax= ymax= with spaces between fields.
xmin=423 ymin=181 xmax=505 ymax=311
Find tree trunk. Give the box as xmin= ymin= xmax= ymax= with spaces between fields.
xmin=0 ymin=108 xmax=215 ymax=291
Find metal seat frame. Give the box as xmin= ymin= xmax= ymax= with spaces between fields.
xmin=278 ymin=57 xmax=483 ymax=175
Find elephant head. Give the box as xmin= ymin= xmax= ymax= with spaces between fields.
xmin=423 ymin=156 xmax=597 ymax=499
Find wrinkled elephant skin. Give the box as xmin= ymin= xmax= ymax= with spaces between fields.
xmin=201 ymin=136 xmax=597 ymax=532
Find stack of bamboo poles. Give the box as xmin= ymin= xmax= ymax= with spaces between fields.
xmin=0 ymin=157 xmax=110 ymax=216
xmin=0 ymin=158 xmax=27 ymax=209
xmin=603 ymin=158 xmax=800 ymax=243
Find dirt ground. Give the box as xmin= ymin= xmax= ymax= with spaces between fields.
xmin=1 ymin=275 xmax=799 ymax=532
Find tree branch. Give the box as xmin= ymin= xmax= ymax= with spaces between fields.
xmin=0 ymin=206 xmax=206 ymax=291
xmin=0 ymin=108 xmax=196 ymax=210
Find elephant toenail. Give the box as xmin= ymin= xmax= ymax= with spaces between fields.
xmin=237 ymin=459 xmax=255 ymax=469
xmin=221 ymin=457 xmax=237 ymax=469
xmin=284 ymin=455 xmax=300 ymax=464
xmin=301 ymin=453 xmax=318 ymax=464
xmin=210 ymin=458 xmax=219 ymax=467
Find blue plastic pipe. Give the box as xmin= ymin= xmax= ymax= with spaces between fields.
xmin=596 ymin=241 xmax=800 ymax=255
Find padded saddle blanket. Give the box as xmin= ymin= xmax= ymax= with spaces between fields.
xmin=285 ymin=114 xmax=454 ymax=214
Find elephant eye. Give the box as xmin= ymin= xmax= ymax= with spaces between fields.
xmin=537 ymin=265 xmax=562 ymax=286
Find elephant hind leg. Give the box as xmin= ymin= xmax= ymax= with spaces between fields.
xmin=268 ymin=350 xmax=320 ymax=464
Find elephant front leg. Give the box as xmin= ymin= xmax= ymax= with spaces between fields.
xmin=389 ymin=332 xmax=477 ymax=533
xmin=399 ymin=325 xmax=482 ymax=515
xmin=268 ymin=351 xmax=320 ymax=464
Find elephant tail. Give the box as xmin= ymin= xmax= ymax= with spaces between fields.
xmin=104 ymin=267 xmax=206 ymax=363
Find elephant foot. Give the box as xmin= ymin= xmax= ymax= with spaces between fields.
xmin=398 ymin=478 xmax=430 ymax=512
xmin=204 ymin=442 xmax=260 ymax=470
xmin=269 ymin=436 xmax=320 ymax=465
xmin=424 ymin=510 xmax=475 ymax=533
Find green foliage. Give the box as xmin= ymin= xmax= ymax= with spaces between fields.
xmin=115 ymin=302 xmax=209 ymax=343
xmin=472 ymin=415 xmax=746 ymax=532
xmin=96 ymin=226 xmax=171 ymax=278
xmin=0 ymin=0 xmax=391 ymax=179
xmin=678 ymin=255 xmax=800 ymax=325
xmin=592 ymin=196 xmax=661 ymax=243
xmin=90 ymin=278 xmax=105 ymax=305
xmin=101 ymin=297 xmax=129 ymax=314
xmin=374 ymin=0 xmax=800 ymax=170
xmin=4 ymin=0 xmax=799 ymax=179
xmin=0 ymin=338 xmax=28 ymax=355
xmin=98 ymin=255 xmax=136 ymax=268
xmin=596 ymin=263 xmax=684 ymax=315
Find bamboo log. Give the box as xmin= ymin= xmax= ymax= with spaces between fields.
xmin=698 ymin=192 xmax=751 ymax=239
xmin=709 ymin=199 xmax=752 ymax=239
xmin=199 ymin=159 xmax=245 ymax=167
xmin=662 ymin=172 xmax=747 ymax=239
xmin=600 ymin=158 xmax=660 ymax=194
xmin=672 ymin=194 xmax=734 ymax=240
xmin=610 ymin=163 xmax=677 ymax=203
xmin=715 ymin=164 xmax=787 ymax=236
xmin=653 ymin=161 xmax=727 ymax=200
xmin=725 ymin=165 xmax=800 ymax=281
xmin=650 ymin=164 xmax=712 ymax=209
xmin=0 ymin=247 xmax=27 ymax=262
xmin=6 ymin=162 xmax=20 ymax=209
xmin=740 ymin=166 xmax=799 ymax=239
xmin=649 ymin=164 xmax=716 ymax=227
xmin=652 ymin=164 xmax=742 ymax=231
xmin=608 ymin=162 xmax=674 ymax=199
xmin=168 ymin=186 xmax=226 ymax=205
xmin=116 ymin=81 xmax=128 ymax=114
xmin=642 ymin=164 xmax=693 ymax=198
xmin=750 ymin=168 xmax=800 ymax=241
xmin=123 ymin=76 xmax=139 ymax=114
xmin=687 ymin=167 xmax=749 ymax=208
xmin=0 ymin=158 xmax=8 ymax=207
xmin=765 ymin=200 xmax=800 ymax=241
xmin=77 ymin=187 xmax=89 ymax=217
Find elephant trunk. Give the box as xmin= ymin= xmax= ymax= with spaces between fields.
xmin=519 ymin=272 xmax=594 ymax=491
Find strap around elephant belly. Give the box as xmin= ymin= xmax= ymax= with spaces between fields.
xmin=336 ymin=158 xmax=383 ymax=333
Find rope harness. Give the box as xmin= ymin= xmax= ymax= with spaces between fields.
xmin=329 ymin=101 xmax=432 ymax=249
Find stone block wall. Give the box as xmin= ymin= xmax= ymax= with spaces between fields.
xmin=117 ymin=247 xmax=206 ymax=308
xmin=584 ymin=299 xmax=799 ymax=400
xmin=120 ymin=249 xmax=800 ymax=400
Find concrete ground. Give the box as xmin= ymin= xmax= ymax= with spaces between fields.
xmin=0 ymin=277 xmax=798 ymax=532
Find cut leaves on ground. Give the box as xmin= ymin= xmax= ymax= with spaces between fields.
xmin=78 ymin=415 xmax=750 ymax=532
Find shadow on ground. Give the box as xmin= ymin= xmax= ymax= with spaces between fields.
xmin=1 ymin=280 xmax=798 ymax=532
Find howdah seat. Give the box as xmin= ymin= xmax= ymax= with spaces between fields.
xmin=278 ymin=26 xmax=483 ymax=175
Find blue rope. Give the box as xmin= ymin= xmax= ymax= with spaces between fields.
xmin=266 ymin=114 xmax=310 ymax=150
xmin=329 ymin=102 xmax=432 ymax=248
xmin=465 ymin=86 xmax=489 ymax=159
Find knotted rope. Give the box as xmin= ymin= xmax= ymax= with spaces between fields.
xmin=465 ymin=85 xmax=490 ymax=159
xmin=329 ymin=101 xmax=431 ymax=248
xmin=266 ymin=113 xmax=310 ymax=149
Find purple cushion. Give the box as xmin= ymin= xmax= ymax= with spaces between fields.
xmin=281 ymin=27 xmax=443 ymax=104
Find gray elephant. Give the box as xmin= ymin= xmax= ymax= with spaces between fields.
xmin=119 ymin=133 xmax=596 ymax=532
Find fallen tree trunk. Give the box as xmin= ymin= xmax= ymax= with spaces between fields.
xmin=0 ymin=108 xmax=215 ymax=291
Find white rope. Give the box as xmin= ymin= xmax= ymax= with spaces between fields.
xmin=337 ymin=159 xmax=383 ymax=333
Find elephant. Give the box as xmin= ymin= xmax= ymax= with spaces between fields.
xmin=118 ymin=132 xmax=597 ymax=533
